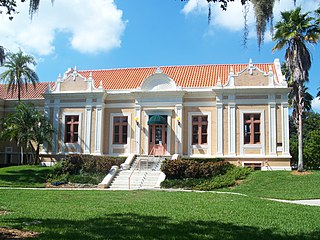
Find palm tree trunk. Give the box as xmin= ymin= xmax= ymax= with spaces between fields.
xmin=20 ymin=145 xmax=24 ymax=165
xmin=297 ymin=84 xmax=304 ymax=172
xmin=17 ymin=82 xmax=21 ymax=102
xmin=297 ymin=112 xmax=303 ymax=171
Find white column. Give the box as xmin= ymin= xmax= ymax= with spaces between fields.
xmin=134 ymin=106 xmax=142 ymax=155
xmin=52 ymin=99 xmax=60 ymax=154
xmin=175 ymin=104 xmax=183 ymax=154
xmin=228 ymin=103 xmax=236 ymax=156
xmin=216 ymin=102 xmax=224 ymax=156
xmin=84 ymin=99 xmax=92 ymax=154
xmin=94 ymin=106 xmax=103 ymax=154
xmin=282 ymin=102 xmax=290 ymax=155
xmin=269 ymin=102 xmax=277 ymax=155
xmin=42 ymin=100 xmax=50 ymax=154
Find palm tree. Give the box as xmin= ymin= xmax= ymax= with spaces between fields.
xmin=272 ymin=7 xmax=320 ymax=171
xmin=0 ymin=50 xmax=39 ymax=101
xmin=0 ymin=103 xmax=54 ymax=164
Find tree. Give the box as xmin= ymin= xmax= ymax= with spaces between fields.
xmin=0 ymin=103 xmax=54 ymax=164
xmin=0 ymin=49 xmax=39 ymax=101
xmin=273 ymin=7 xmax=320 ymax=171
xmin=290 ymin=112 xmax=320 ymax=170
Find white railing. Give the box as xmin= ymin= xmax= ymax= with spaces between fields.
xmin=128 ymin=146 xmax=156 ymax=189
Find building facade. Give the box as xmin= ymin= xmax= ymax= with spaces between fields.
xmin=0 ymin=59 xmax=291 ymax=170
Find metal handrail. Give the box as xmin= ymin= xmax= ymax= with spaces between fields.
xmin=128 ymin=146 xmax=156 ymax=189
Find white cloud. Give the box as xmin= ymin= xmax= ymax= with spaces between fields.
xmin=0 ymin=0 xmax=126 ymax=55
xmin=312 ymin=98 xmax=320 ymax=113
xmin=182 ymin=0 xmax=320 ymax=39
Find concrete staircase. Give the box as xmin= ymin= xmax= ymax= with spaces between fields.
xmin=109 ymin=155 xmax=166 ymax=190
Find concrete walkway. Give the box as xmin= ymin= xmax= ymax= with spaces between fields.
xmin=265 ymin=198 xmax=320 ymax=206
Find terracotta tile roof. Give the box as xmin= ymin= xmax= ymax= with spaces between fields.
xmin=79 ymin=63 xmax=277 ymax=90
xmin=0 ymin=82 xmax=54 ymax=100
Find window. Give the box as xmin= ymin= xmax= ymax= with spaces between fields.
xmin=244 ymin=114 xmax=261 ymax=144
xmin=192 ymin=115 xmax=208 ymax=145
xmin=113 ymin=116 xmax=128 ymax=144
xmin=65 ymin=115 xmax=79 ymax=143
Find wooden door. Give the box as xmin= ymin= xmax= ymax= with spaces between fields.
xmin=149 ymin=124 xmax=167 ymax=155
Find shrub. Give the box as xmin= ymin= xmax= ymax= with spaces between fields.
xmin=68 ymin=173 xmax=105 ymax=185
xmin=47 ymin=155 xmax=126 ymax=185
xmin=161 ymin=159 xmax=231 ymax=179
xmin=195 ymin=166 xmax=252 ymax=191
xmin=61 ymin=155 xmax=125 ymax=175
xmin=160 ymin=178 xmax=205 ymax=189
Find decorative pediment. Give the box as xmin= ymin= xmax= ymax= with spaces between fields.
xmin=223 ymin=59 xmax=280 ymax=88
xmin=139 ymin=67 xmax=180 ymax=91
xmin=50 ymin=67 xmax=103 ymax=93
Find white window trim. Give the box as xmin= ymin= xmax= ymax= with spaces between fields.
xmin=240 ymin=110 xmax=265 ymax=156
xmin=61 ymin=112 xmax=82 ymax=154
xmin=109 ymin=113 xmax=131 ymax=156
xmin=188 ymin=111 xmax=212 ymax=157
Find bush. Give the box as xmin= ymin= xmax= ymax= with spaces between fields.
xmin=160 ymin=165 xmax=252 ymax=191
xmin=161 ymin=159 xmax=231 ymax=179
xmin=47 ymin=154 xmax=126 ymax=185
xmin=61 ymin=154 xmax=125 ymax=175
xmin=195 ymin=166 xmax=252 ymax=191
xmin=68 ymin=173 xmax=105 ymax=185
xmin=161 ymin=178 xmax=205 ymax=189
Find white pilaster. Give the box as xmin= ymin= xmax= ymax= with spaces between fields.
xmin=269 ymin=100 xmax=277 ymax=155
xmin=84 ymin=99 xmax=92 ymax=154
xmin=281 ymin=102 xmax=290 ymax=155
xmin=52 ymin=99 xmax=60 ymax=154
xmin=94 ymin=105 xmax=103 ymax=154
xmin=216 ymin=100 xmax=224 ymax=156
xmin=228 ymin=103 xmax=236 ymax=156
xmin=134 ymin=105 xmax=142 ymax=155
xmin=175 ymin=104 xmax=183 ymax=154
xmin=42 ymin=100 xmax=50 ymax=154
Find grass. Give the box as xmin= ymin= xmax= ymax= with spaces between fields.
xmin=225 ymin=170 xmax=320 ymax=200
xmin=0 ymin=165 xmax=51 ymax=188
xmin=0 ymin=189 xmax=320 ymax=239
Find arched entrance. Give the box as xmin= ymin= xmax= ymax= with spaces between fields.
xmin=148 ymin=115 xmax=167 ymax=155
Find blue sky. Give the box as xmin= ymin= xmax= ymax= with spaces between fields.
xmin=0 ymin=0 xmax=319 ymax=111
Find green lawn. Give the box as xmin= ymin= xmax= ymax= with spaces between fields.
xmin=0 ymin=189 xmax=320 ymax=240
xmin=226 ymin=170 xmax=320 ymax=200
xmin=0 ymin=167 xmax=320 ymax=239
xmin=0 ymin=165 xmax=51 ymax=188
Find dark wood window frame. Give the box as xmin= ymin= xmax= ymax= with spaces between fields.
xmin=244 ymin=113 xmax=261 ymax=144
xmin=113 ymin=116 xmax=128 ymax=144
xmin=65 ymin=115 xmax=79 ymax=143
xmin=192 ymin=115 xmax=208 ymax=145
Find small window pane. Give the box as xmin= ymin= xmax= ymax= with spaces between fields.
xmin=114 ymin=135 xmax=119 ymax=144
xmin=201 ymin=135 xmax=207 ymax=144
xmin=202 ymin=125 xmax=207 ymax=134
xmin=114 ymin=117 xmax=120 ymax=123
xmin=74 ymin=124 xmax=78 ymax=133
xmin=254 ymin=134 xmax=260 ymax=143
xmin=202 ymin=116 xmax=207 ymax=122
xmin=114 ymin=126 xmax=119 ymax=134
xmin=193 ymin=116 xmax=199 ymax=122
xmin=192 ymin=134 xmax=198 ymax=145
xmin=73 ymin=133 xmax=78 ymax=143
xmin=254 ymin=114 xmax=260 ymax=121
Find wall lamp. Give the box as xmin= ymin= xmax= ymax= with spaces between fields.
xmin=176 ymin=116 xmax=181 ymax=125
xmin=134 ymin=116 xmax=139 ymax=125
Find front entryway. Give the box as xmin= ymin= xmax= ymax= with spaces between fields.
xmin=148 ymin=115 xmax=167 ymax=155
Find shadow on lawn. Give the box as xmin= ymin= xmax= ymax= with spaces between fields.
xmin=7 ymin=213 xmax=320 ymax=240
xmin=0 ymin=168 xmax=50 ymax=186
